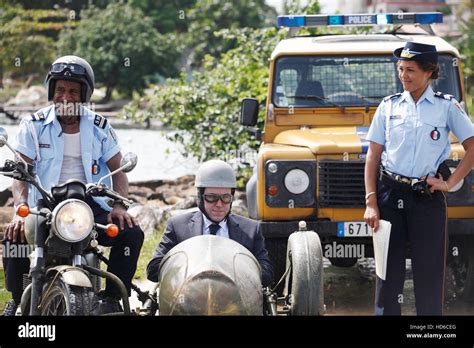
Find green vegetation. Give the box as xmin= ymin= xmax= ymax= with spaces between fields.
xmin=134 ymin=225 xmax=165 ymax=280
xmin=124 ymin=27 xmax=285 ymax=183
xmin=57 ymin=2 xmax=180 ymax=101
xmin=0 ymin=272 xmax=10 ymax=313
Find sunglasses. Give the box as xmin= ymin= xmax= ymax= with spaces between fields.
xmin=203 ymin=193 xmax=233 ymax=204
xmin=51 ymin=63 xmax=87 ymax=75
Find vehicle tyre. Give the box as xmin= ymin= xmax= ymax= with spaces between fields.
xmin=284 ymin=231 xmax=324 ymax=315
xmin=445 ymin=238 xmax=474 ymax=306
xmin=265 ymin=238 xmax=288 ymax=295
xmin=40 ymin=279 xmax=97 ymax=316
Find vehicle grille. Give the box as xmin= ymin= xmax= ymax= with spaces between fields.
xmin=318 ymin=160 xmax=366 ymax=207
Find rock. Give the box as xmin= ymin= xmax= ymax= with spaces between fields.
xmin=167 ymin=207 xmax=199 ymax=218
xmin=129 ymin=186 xmax=154 ymax=198
xmin=129 ymin=180 xmax=164 ymax=191
xmin=231 ymin=199 xmax=248 ymax=217
xmin=173 ymin=196 xmax=196 ymax=210
xmin=128 ymin=205 xmax=165 ymax=235
xmin=0 ymin=187 xmax=12 ymax=206
xmin=165 ymin=196 xmax=181 ymax=205
xmin=146 ymin=192 xmax=164 ymax=201
xmin=6 ymin=86 xmax=47 ymax=107
xmin=175 ymin=175 xmax=195 ymax=185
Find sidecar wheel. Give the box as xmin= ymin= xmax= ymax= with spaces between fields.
xmin=284 ymin=231 xmax=324 ymax=315
xmin=40 ymin=280 xmax=96 ymax=316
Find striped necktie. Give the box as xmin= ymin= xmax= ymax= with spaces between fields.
xmin=209 ymin=223 xmax=220 ymax=235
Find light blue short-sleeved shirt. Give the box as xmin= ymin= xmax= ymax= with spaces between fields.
xmin=13 ymin=104 xmax=121 ymax=211
xmin=366 ymin=85 xmax=474 ymax=178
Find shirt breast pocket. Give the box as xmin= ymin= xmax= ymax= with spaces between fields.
xmin=38 ymin=144 xmax=55 ymax=162
xmin=420 ymin=117 xmax=448 ymax=148
xmin=386 ymin=118 xmax=407 ymax=149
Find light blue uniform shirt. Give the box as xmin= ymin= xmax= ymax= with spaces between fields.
xmin=13 ymin=104 xmax=121 ymax=211
xmin=367 ymin=85 xmax=474 ymax=178
xmin=201 ymin=213 xmax=229 ymax=238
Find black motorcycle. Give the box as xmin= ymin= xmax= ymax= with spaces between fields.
xmin=0 ymin=127 xmax=158 ymax=316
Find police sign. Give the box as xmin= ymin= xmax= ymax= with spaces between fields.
xmin=344 ymin=15 xmax=376 ymax=25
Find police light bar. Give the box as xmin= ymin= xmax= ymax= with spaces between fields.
xmin=277 ymin=12 xmax=443 ymax=28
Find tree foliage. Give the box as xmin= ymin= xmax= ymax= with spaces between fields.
xmin=57 ymin=2 xmax=180 ymax=100
xmin=185 ymin=0 xmax=277 ymax=67
xmin=0 ymin=4 xmax=71 ymax=79
xmin=124 ymin=27 xmax=285 ymax=171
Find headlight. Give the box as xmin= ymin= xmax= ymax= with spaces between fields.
xmin=284 ymin=169 xmax=310 ymax=194
xmin=448 ymin=167 xmax=463 ymax=193
xmin=52 ymin=199 xmax=94 ymax=242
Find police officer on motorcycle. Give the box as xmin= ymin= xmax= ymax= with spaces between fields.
xmin=2 ymin=55 xmax=144 ymax=315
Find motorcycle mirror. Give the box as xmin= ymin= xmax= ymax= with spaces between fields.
xmin=0 ymin=127 xmax=8 ymax=147
xmin=121 ymin=152 xmax=138 ymax=173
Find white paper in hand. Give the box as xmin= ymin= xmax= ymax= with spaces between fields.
xmin=372 ymin=220 xmax=392 ymax=280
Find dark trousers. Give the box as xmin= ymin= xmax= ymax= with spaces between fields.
xmin=374 ymin=178 xmax=447 ymax=315
xmin=2 ymin=199 xmax=144 ymax=302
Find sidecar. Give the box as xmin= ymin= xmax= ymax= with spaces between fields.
xmin=157 ymin=222 xmax=324 ymax=316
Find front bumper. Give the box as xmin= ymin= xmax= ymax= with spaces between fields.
xmin=260 ymin=218 xmax=474 ymax=239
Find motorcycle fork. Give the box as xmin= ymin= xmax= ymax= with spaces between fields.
xmin=29 ymin=200 xmax=48 ymax=315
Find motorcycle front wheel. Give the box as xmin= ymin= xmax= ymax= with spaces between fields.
xmin=40 ymin=280 xmax=97 ymax=316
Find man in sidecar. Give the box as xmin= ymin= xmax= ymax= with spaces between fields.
xmin=2 ymin=55 xmax=144 ymax=315
xmin=146 ymin=160 xmax=274 ymax=314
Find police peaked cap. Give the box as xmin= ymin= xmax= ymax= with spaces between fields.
xmin=393 ymin=42 xmax=438 ymax=64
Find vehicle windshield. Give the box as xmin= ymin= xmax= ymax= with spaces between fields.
xmin=272 ymin=54 xmax=461 ymax=108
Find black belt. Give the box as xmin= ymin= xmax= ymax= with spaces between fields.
xmin=379 ymin=169 xmax=433 ymax=198
xmin=380 ymin=169 xmax=422 ymax=186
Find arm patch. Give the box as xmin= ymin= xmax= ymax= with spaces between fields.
xmin=434 ymin=92 xmax=454 ymax=101
xmin=94 ymin=114 xmax=108 ymax=129
xmin=30 ymin=111 xmax=45 ymax=121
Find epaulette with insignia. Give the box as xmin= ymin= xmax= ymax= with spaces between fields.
xmin=383 ymin=93 xmax=402 ymax=102
xmin=30 ymin=111 xmax=45 ymax=121
xmin=94 ymin=114 xmax=108 ymax=129
xmin=434 ymin=92 xmax=454 ymax=101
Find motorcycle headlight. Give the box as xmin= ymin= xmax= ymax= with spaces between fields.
xmin=52 ymin=199 xmax=94 ymax=242
xmin=284 ymin=169 xmax=310 ymax=194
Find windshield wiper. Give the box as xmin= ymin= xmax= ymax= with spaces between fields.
xmin=290 ymin=95 xmax=345 ymax=112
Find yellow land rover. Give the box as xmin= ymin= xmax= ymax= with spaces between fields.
xmin=240 ymin=12 xmax=474 ymax=300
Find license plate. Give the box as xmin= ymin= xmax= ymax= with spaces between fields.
xmin=337 ymin=222 xmax=372 ymax=237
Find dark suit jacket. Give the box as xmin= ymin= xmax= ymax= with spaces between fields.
xmin=146 ymin=211 xmax=274 ymax=287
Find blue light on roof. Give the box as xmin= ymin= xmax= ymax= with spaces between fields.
xmin=277 ymin=15 xmax=305 ymax=27
xmin=328 ymin=15 xmax=343 ymax=25
xmin=276 ymin=12 xmax=443 ymax=28
xmin=415 ymin=12 xmax=443 ymax=24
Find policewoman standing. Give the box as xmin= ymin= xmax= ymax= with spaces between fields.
xmin=364 ymin=42 xmax=474 ymax=315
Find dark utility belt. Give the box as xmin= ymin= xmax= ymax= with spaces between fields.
xmin=379 ymin=167 xmax=432 ymax=198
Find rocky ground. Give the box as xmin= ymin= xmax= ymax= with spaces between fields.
xmin=0 ymin=175 xmax=248 ymax=239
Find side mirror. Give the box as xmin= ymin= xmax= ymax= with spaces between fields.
xmin=0 ymin=127 xmax=8 ymax=147
xmin=121 ymin=152 xmax=138 ymax=173
xmin=240 ymin=98 xmax=259 ymax=127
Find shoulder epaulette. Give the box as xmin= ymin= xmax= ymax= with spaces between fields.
xmin=434 ymin=92 xmax=454 ymax=101
xmin=383 ymin=93 xmax=402 ymax=102
xmin=94 ymin=114 xmax=108 ymax=129
xmin=30 ymin=111 xmax=45 ymax=121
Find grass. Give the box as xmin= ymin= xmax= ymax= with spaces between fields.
xmin=134 ymin=224 xmax=166 ymax=281
xmin=0 ymin=272 xmax=11 ymax=313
